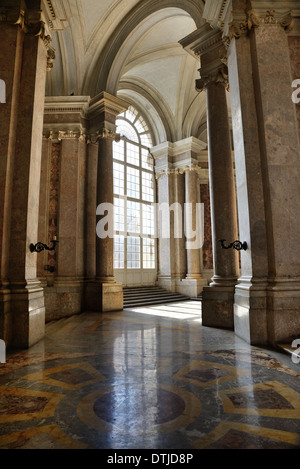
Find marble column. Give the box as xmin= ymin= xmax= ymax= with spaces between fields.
xmin=153 ymin=138 xmax=208 ymax=297
xmin=180 ymin=166 xmax=207 ymax=297
xmin=86 ymin=92 xmax=128 ymax=312
xmin=173 ymin=171 xmax=187 ymax=283
xmin=226 ymin=2 xmax=300 ymax=345
xmin=195 ymin=31 xmax=239 ymax=329
xmin=0 ymin=1 xmax=54 ymax=347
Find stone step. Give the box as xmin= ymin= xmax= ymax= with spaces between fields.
xmin=124 ymin=298 xmax=189 ymax=308
xmin=123 ymin=291 xmax=186 ymax=299
xmin=123 ymin=295 xmax=188 ymax=304
xmin=123 ymin=286 xmax=189 ymax=308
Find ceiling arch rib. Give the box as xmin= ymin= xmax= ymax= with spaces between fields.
xmin=103 ymin=5 xmax=203 ymax=144
xmin=82 ymin=0 xmax=205 ymax=96
xmin=182 ymin=92 xmax=207 ymax=142
xmin=118 ymin=78 xmax=174 ymax=144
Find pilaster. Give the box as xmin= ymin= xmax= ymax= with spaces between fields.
xmin=0 ymin=0 xmax=55 ymax=347
xmin=40 ymin=97 xmax=90 ymax=321
xmin=225 ymin=1 xmax=300 ymax=344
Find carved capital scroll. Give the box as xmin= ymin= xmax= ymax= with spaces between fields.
xmin=196 ymin=64 xmax=229 ymax=92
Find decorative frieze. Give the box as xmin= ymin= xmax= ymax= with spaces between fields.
xmin=45 ymin=129 xmax=87 ymax=142
xmin=155 ymin=164 xmax=208 ymax=182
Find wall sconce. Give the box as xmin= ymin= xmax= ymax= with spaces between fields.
xmin=30 ymin=237 xmax=58 ymax=253
xmin=219 ymin=239 xmax=247 ymax=251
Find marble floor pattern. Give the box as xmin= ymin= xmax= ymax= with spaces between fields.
xmin=1 ymin=300 xmax=300 ymax=449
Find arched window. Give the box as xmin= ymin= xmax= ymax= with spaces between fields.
xmin=113 ymin=106 xmax=156 ymax=286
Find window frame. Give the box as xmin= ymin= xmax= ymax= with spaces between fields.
xmin=113 ymin=107 xmax=156 ymax=271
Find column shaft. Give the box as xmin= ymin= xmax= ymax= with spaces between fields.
xmin=184 ymin=169 xmax=202 ymax=278
xmin=96 ymin=135 xmax=114 ymax=281
xmin=86 ymin=92 xmax=128 ymax=312
xmin=201 ymin=79 xmax=239 ymax=329
xmin=206 ymin=82 xmax=239 ymax=284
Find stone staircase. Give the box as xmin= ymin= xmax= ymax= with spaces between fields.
xmin=123 ymin=286 xmax=190 ymax=308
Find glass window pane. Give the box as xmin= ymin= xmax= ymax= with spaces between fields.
xmin=143 ymin=238 xmax=155 ymax=269
xmin=126 ymin=142 xmax=139 ymax=167
xmin=127 ymin=200 xmax=140 ymax=233
xmin=113 ymin=140 xmax=124 ymax=161
xmin=113 ymin=162 xmax=124 ymax=196
xmin=141 ymin=148 xmax=153 ymax=170
xmin=116 ymin=120 xmax=138 ymax=143
xmin=114 ymin=197 xmax=124 ymax=232
xmin=127 ymin=166 xmax=140 ymax=199
xmin=142 ymin=171 xmax=154 ymax=202
xmin=127 ymin=236 xmax=140 ymax=269
xmin=142 ymin=203 xmax=155 ymax=236
xmin=126 ymin=107 xmax=138 ymax=123
xmin=135 ymin=118 xmax=146 ymax=134
xmin=140 ymin=133 xmax=152 ymax=147
xmin=114 ymin=235 xmax=125 ymax=269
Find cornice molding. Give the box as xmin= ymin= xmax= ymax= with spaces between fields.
xmin=202 ymin=0 xmax=232 ymax=32
xmin=44 ymin=96 xmax=90 ymax=115
xmin=151 ymin=137 xmax=207 ymax=160
xmin=41 ymin=0 xmax=69 ymax=31
xmin=88 ymin=92 xmax=129 ymax=120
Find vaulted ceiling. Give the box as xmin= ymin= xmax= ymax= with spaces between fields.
xmin=44 ymin=0 xmax=208 ymax=144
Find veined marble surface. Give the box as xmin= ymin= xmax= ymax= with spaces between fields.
xmin=0 ymin=301 xmax=300 ymax=449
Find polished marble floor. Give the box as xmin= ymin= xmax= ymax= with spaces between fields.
xmin=1 ymin=301 xmax=300 ymax=449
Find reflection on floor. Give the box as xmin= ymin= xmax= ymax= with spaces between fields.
xmin=1 ymin=300 xmax=300 ymax=449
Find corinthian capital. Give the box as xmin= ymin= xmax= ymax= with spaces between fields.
xmin=0 ymin=2 xmax=55 ymax=71
xmin=87 ymin=128 xmax=120 ymax=144
xmin=196 ymin=64 xmax=229 ymax=92
xmin=225 ymin=7 xmax=294 ymax=43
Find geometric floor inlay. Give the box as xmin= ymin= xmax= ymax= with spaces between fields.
xmin=1 ymin=308 xmax=300 ymax=449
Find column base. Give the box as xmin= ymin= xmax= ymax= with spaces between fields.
xmin=11 ymin=281 xmax=45 ymax=348
xmin=157 ymin=275 xmax=179 ymax=293
xmin=233 ymin=280 xmax=268 ymax=346
xmin=0 ymin=286 xmax=12 ymax=346
xmin=44 ymin=277 xmax=84 ymax=322
xmin=85 ymin=280 xmax=123 ymax=312
xmin=202 ymin=285 xmax=236 ymax=329
xmin=266 ymin=280 xmax=300 ymax=346
xmin=177 ymin=275 xmax=207 ymax=298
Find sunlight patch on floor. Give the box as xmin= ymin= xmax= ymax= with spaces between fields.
xmin=125 ymin=301 xmax=202 ymax=321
